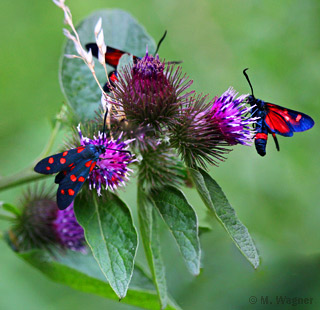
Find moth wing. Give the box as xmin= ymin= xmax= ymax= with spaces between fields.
xmin=56 ymin=158 xmax=97 ymax=210
xmin=264 ymin=103 xmax=294 ymax=137
xmin=34 ymin=146 xmax=88 ymax=175
xmin=85 ymin=43 xmax=140 ymax=68
xmin=103 ymin=70 xmax=118 ymax=93
xmin=267 ymin=103 xmax=314 ymax=133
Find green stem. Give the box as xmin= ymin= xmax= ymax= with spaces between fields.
xmin=0 ymin=120 xmax=61 ymax=192
xmin=38 ymin=119 xmax=61 ymax=159
xmin=0 ymin=169 xmax=50 ymax=192
xmin=0 ymin=214 xmax=15 ymax=222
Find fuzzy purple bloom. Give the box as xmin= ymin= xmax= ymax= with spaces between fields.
xmin=133 ymin=51 xmax=165 ymax=79
xmin=210 ymin=88 xmax=256 ymax=146
xmin=53 ymin=202 xmax=86 ymax=252
xmin=170 ymin=88 xmax=256 ymax=168
xmin=10 ymin=186 xmax=86 ymax=252
xmin=109 ymin=50 xmax=193 ymax=130
xmin=77 ymin=125 xmax=135 ymax=195
xmin=170 ymin=94 xmax=230 ymax=168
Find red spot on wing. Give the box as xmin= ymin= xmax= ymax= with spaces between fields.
xmin=63 ymin=171 xmax=67 ymax=175
xmin=110 ymin=72 xmax=118 ymax=83
xmin=85 ymin=160 xmax=92 ymax=167
xmin=255 ymin=133 xmax=268 ymax=140
xmin=63 ymin=151 xmax=68 ymax=156
xmin=78 ymin=176 xmax=85 ymax=182
xmin=296 ymin=114 xmax=302 ymax=121
xmin=48 ymin=157 xmax=54 ymax=164
xmin=46 ymin=166 xmax=51 ymax=171
xmin=70 ymin=175 xmax=77 ymax=182
xmin=60 ymin=158 xmax=66 ymax=164
xmin=68 ymin=163 xmax=74 ymax=167
xmin=68 ymin=189 xmax=75 ymax=196
xmin=61 ymin=189 xmax=65 ymax=194
xmin=284 ymin=116 xmax=290 ymax=121
xmin=77 ymin=147 xmax=85 ymax=153
xmin=70 ymin=166 xmax=75 ymax=171
xmin=89 ymin=161 xmax=96 ymax=172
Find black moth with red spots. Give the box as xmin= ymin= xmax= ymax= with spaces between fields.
xmin=34 ymin=145 xmax=106 ymax=209
xmin=243 ymin=69 xmax=314 ymax=156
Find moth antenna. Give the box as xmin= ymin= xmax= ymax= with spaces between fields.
xmin=105 ymin=148 xmax=132 ymax=155
xmin=243 ymin=68 xmax=255 ymax=97
xmin=154 ymin=30 xmax=167 ymax=55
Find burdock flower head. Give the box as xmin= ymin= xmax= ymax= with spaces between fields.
xmin=209 ymin=88 xmax=255 ymax=146
xmin=170 ymin=88 xmax=255 ymax=168
xmin=77 ymin=125 xmax=135 ymax=195
xmin=10 ymin=186 xmax=85 ymax=252
xmin=170 ymin=94 xmax=230 ymax=168
xmin=110 ymin=49 xmax=193 ymax=130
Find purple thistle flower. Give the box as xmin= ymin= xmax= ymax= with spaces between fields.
xmin=209 ymin=88 xmax=256 ymax=146
xmin=108 ymin=50 xmax=193 ymax=130
xmin=12 ymin=189 xmax=57 ymax=251
xmin=77 ymin=125 xmax=135 ymax=195
xmin=10 ymin=185 xmax=86 ymax=253
xmin=133 ymin=50 xmax=165 ymax=78
xmin=170 ymin=88 xmax=256 ymax=168
xmin=170 ymin=94 xmax=231 ymax=168
xmin=53 ymin=202 xmax=86 ymax=253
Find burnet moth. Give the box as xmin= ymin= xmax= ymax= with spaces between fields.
xmin=34 ymin=110 xmax=131 ymax=210
xmin=85 ymin=30 xmax=181 ymax=92
xmin=243 ymin=69 xmax=314 ymax=156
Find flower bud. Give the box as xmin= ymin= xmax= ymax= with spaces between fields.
xmin=109 ymin=51 xmax=193 ymax=131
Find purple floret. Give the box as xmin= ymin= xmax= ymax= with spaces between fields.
xmin=210 ymin=88 xmax=256 ymax=145
xmin=53 ymin=203 xmax=86 ymax=252
xmin=77 ymin=125 xmax=135 ymax=195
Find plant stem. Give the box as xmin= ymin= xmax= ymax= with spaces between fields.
xmin=0 ymin=120 xmax=61 ymax=192
xmin=0 ymin=169 xmax=50 ymax=192
xmin=38 ymin=119 xmax=61 ymax=159
xmin=0 ymin=214 xmax=15 ymax=222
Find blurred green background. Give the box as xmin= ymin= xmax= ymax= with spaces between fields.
xmin=0 ymin=0 xmax=319 ymax=309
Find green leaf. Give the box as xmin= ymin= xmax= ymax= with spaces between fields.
xmin=16 ymin=249 xmax=181 ymax=310
xmin=189 ymin=167 xmax=260 ymax=269
xmin=138 ymin=186 xmax=168 ymax=309
xmin=60 ymin=9 xmax=156 ymax=121
xmin=74 ymin=191 xmax=138 ymax=298
xmin=117 ymin=54 xmax=134 ymax=73
xmin=151 ymin=186 xmax=201 ymax=276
